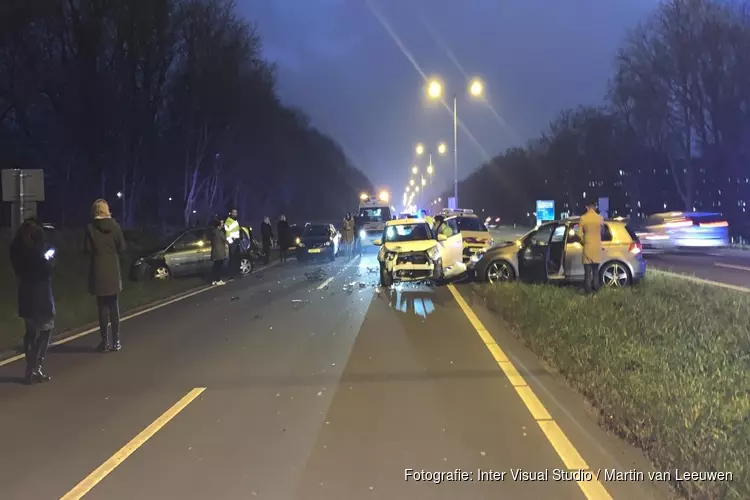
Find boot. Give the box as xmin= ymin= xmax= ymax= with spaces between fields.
xmin=111 ymin=326 xmax=121 ymax=352
xmin=97 ymin=339 xmax=110 ymax=352
xmin=32 ymin=330 xmax=51 ymax=382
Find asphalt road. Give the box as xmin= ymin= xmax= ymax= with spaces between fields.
xmin=490 ymin=226 xmax=750 ymax=288
xmin=0 ymin=252 xmax=671 ymax=500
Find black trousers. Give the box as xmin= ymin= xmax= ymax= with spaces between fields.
xmin=97 ymin=295 xmax=120 ymax=343
xmin=23 ymin=323 xmax=51 ymax=371
xmin=227 ymin=241 xmax=240 ymax=276
xmin=279 ymin=248 xmax=287 ymax=262
xmin=584 ymin=263 xmax=599 ymax=293
xmin=212 ymin=259 xmax=225 ymax=281
xmin=262 ymin=242 xmax=271 ymax=263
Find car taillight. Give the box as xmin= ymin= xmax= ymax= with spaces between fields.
xmin=629 ymin=241 xmax=642 ymax=254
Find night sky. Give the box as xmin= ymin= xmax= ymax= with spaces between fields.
xmin=242 ymin=0 xmax=656 ymax=197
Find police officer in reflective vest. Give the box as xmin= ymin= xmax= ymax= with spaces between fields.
xmin=224 ymin=207 xmax=241 ymax=276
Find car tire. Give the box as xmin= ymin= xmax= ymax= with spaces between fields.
xmin=485 ymin=260 xmax=515 ymax=284
xmin=380 ymin=264 xmax=392 ymax=287
xmin=599 ymin=261 xmax=631 ymax=288
xmin=151 ymin=264 xmax=171 ymax=280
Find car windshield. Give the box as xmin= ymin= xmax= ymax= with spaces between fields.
xmin=303 ymin=225 xmax=330 ymax=237
xmin=384 ymin=223 xmax=433 ymax=242
xmin=359 ymin=207 xmax=391 ymax=222
xmin=456 ymin=217 xmax=487 ymax=232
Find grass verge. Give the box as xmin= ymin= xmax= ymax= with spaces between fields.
xmin=475 ymin=275 xmax=749 ymax=500
xmin=0 ymin=228 xmax=204 ymax=353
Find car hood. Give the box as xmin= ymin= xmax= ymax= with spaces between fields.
xmin=383 ymin=240 xmax=437 ymax=253
xmin=300 ymin=236 xmax=330 ymax=245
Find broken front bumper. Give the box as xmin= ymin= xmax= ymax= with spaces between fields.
xmin=389 ymin=262 xmax=436 ymax=281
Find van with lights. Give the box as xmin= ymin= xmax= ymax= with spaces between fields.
xmin=439 ymin=208 xmax=494 ymax=261
xmin=373 ymin=217 xmax=466 ymax=286
xmin=358 ymin=192 xmax=394 ymax=246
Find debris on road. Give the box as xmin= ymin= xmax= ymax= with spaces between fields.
xmin=291 ymin=299 xmax=310 ymax=305
xmin=304 ymin=268 xmax=327 ymax=281
xmin=230 ymin=296 xmax=240 ymax=301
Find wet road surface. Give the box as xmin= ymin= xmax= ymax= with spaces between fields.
xmin=0 ymin=252 xmax=670 ymax=499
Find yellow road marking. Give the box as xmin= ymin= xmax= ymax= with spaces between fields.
xmin=60 ymin=388 xmax=206 ymax=499
xmin=447 ymin=284 xmax=612 ymax=500
xmin=317 ymin=277 xmax=335 ymax=290
xmin=0 ymin=262 xmax=280 ymax=368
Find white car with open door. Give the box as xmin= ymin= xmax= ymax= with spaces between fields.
xmin=374 ymin=218 xmax=466 ymax=286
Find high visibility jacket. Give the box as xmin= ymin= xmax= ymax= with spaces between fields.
xmin=224 ymin=216 xmax=240 ymax=243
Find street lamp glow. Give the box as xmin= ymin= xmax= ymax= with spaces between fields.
xmin=415 ymin=144 xmax=424 ymax=156
xmin=427 ymin=79 xmax=442 ymax=99
xmin=437 ymin=142 xmax=447 ymax=155
xmin=415 ymin=186 xmax=420 ymax=193
xmin=438 ymin=197 xmax=441 ymax=202
xmin=116 ymin=191 xmax=123 ymax=199
xmin=410 ymin=179 xmax=415 ymax=186
xmin=360 ymin=192 xmax=368 ymax=201
xmin=427 ymin=165 xmax=434 ymax=175
xmin=469 ymin=78 xmax=484 ymax=97
xmin=412 ymin=165 xmax=418 ymax=175
xmin=421 ymin=178 xmax=426 ymax=187
xmin=379 ymin=190 xmax=390 ymax=203
xmin=405 ymin=186 xmax=410 ymax=192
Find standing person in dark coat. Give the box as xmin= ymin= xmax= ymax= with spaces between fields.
xmin=9 ymin=218 xmax=56 ymax=384
xmin=353 ymin=213 xmax=362 ymax=256
xmin=261 ymin=216 xmax=273 ymax=264
xmin=210 ymin=218 xmax=228 ymax=285
xmin=84 ymin=199 xmax=126 ymax=352
xmin=277 ymin=215 xmax=290 ymax=263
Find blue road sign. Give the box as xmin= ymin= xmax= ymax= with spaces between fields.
xmin=536 ymin=200 xmax=555 ymax=222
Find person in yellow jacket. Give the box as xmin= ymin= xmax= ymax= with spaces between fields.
xmin=223 ymin=207 xmax=241 ymax=276
xmin=578 ymin=201 xmax=604 ymax=293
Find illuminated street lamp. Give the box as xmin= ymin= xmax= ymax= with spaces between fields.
xmin=405 ymin=186 xmax=410 ymax=192
xmin=412 ymin=165 xmax=418 ymax=175
xmin=360 ymin=192 xmax=368 ymax=201
xmin=415 ymin=186 xmax=420 ymax=193
xmin=425 ymin=76 xmax=485 ymax=206
xmin=421 ymin=177 xmax=426 ymax=187
xmin=427 ymin=165 xmax=434 ymax=175
xmin=410 ymin=179 xmax=415 ymax=186
xmin=438 ymin=142 xmax=447 ymax=155
xmin=415 ymin=144 xmax=424 ymax=156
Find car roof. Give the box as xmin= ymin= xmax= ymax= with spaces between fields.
xmin=386 ymin=218 xmax=428 ymax=226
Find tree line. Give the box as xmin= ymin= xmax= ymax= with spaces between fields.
xmin=453 ymin=0 xmax=750 ymax=234
xmin=0 ymin=0 xmax=371 ymax=229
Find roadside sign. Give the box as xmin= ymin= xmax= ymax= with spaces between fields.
xmin=536 ymin=200 xmax=555 ymax=222
xmin=598 ymin=197 xmax=609 ymax=218
xmin=1 ymin=169 xmax=45 ymax=202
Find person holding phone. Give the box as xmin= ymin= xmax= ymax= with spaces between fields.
xmin=9 ymin=218 xmax=56 ymax=384
xmin=84 ymin=199 xmax=126 ymax=351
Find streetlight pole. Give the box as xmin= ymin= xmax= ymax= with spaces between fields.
xmin=453 ymin=95 xmax=458 ymax=207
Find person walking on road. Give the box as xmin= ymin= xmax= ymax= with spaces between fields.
xmin=10 ymin=218 xmax=56 ymax=384
xmin=85 ymin=199 xmax=126 ymax=352
xmin=342 ymin=212 xmax=355 ymax=258
xmin=261 ymin=216 xmax=273 ymax=264
xmin=579 ymin=200 xmax=604 ymax=293
xmin=277 ymin=215 xmax=291 ymax=263
xmin=223 ymin=207 xmax=241 ymax=277
xmin=210 ymin=218 xmax=228 ymax=285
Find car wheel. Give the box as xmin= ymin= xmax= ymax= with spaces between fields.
xmin=486 ymin=260 xmax=515 ymax=284
xmin=600 ymin=261 xmax=631 ymax=288
xmin=152 ymin=264 xmax=171 ymax=280
xmin=380 ymin=264 xmax=392 ymax=287
xmin=239 ymin=257 xmax=253 ymax=275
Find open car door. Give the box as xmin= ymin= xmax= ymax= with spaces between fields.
xmin=517 ymin=223 xmax=556 ymax=283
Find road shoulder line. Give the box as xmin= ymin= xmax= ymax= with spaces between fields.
xmin=649 ymin=268 xmax=750 ymax=292
xmin=0 ymin=261 xmax=280 ymax=368
xmin=447 ymin=284 xmax=612 ymax=500
xmin=60 ymin=387 xmax=206 ymax=499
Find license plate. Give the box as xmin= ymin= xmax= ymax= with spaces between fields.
xmin=308 ymin=248 xmax=322 ymax=253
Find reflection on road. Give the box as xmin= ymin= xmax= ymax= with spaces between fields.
xmin=388 ymin=286 xmax=436 ymax=318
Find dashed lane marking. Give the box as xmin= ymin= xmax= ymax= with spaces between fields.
xmin=317 ymin=277 xmax=335 ymax=290
xmin=447 ymin=284 xmax=612 ymax=500
xmin=59 ymin=387 xmax=206 ymax=499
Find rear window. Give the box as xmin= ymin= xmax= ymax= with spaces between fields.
xmin=456 ymin=217 xmax=487 ymax=232
xmin=571 ymin=223 xmax=613 ymax=242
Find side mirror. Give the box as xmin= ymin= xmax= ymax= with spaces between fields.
xmin=437 ymin=234 xmax=448 ymax=242
xmin=373 ymin=239 xmax=382 ymax=246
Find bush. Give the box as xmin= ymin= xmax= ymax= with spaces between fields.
xmin=0 ymin=227 xmax=204 ymax=352
xmin=476 ymin=275 xmax=750 ymax=500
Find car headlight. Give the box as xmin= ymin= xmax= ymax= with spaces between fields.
xmin=324 ymin=241 xmax=331 ymax=246
xmin=427 ymin=246 xmax=440 ymax=261
xmin=295 ymin=237 xmax=301 ymax=245
xmin=359 ymin=230 xmax=367 ymax=239
xmin=385 ymin=251 xmax=397 ymax=261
